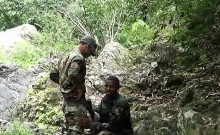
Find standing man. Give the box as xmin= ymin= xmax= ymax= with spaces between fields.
xmin=50 ymin=35 xmax=97 ymax=135
xmin=77 ymin=76 xmax=134 ymax=135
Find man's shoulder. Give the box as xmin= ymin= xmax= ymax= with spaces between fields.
xmin=101 ymin=94 xmax=128 ymax=106
xmin=69 ymin=49 xmax=84 ymax=61
xmin=59 ymin=49 xmax=84 ymax=64
xmin=115 ymin=94 xmax=128 ymax=107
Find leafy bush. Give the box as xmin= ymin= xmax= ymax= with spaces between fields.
xmin=24 ymin=0 xmax=77 ymax=53
xmin=10 ymin=43 xmax=43 ymax=68
xmin=0 ymin=121 xmax=34 ymax=135
xmin=12 ymin=73 xmax=63 ymax=134
xmin=0 ymin=0 xmax=29 ymax=30
xmin=16 ymin=75 xmax=63 ymax=126
xmin=19 ymin=87 xmax=63 ymax=124
xmin=119 ymin=20 xmax=154 ymax=47
xmin=172 ymin=0 xmax=220 ymax=59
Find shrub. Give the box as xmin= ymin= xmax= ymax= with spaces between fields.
xmin=119 ymin=20 xmax=154 ymax=47
xmin=10 ymin=43 xmax=43 ymax=68
xmin=0 ymin=121 xmax=34 ymax=135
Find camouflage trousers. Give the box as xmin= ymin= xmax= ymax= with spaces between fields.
xmin=62 ymin=98 xmax=87 ymax=135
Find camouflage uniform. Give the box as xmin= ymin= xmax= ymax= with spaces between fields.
xmin=58 ymin=48 xmax=87 ymax=135
xmin=91 ymin=93 xmax=134 ymax=135
xmin=50 ymin=35 xmax=97 ymax=135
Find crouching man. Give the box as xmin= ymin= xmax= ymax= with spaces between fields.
xmin=76 ymin=76 xmax=134 ymax=135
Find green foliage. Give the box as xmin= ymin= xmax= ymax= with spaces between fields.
xmin=0 ymin=0 xmax=29 ymax=30
xmin=172 ymin=0 xmax=220 ymax=58
xmin=68 ymin=0 xmax=128 ymax=45
xmin=119 ymin=20 xmax=154 ymax=47
xmin=24 ymin=0 xmax=77 ymax=52
xmin=1 ymin=0 xmax=219 ymax=67
xmin=13 ymin=74 xmax=62 ymax=134
xmin=136 ymin=0 xmax=220 ymax=66
xmin=35 ymin=104 xmax=62 ymax=125
xmin=33 ymin=30 xmax=77 ymax=53
xmin=0 ymin=0 xmax=70 ymax=30
xmin=15 ymin=85 xmax=62 ymax=134
xmin=64 ymin=0 xmax=150 ymax=46
xmin=0 ymin=0 xmax=78 ymax=67
xmin=19 ymin=86 xmax=63 ymax=125
xmin=0 ymin=121 xmax=34 ymax=135
xmin=10 ymin=43 xmax=43 ymax=68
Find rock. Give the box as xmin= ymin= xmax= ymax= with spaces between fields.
xmin=96 ymin=42 xmax=130 ymax=70
xmin=86 ymin=42 xmax=131 ymax=101
xmin=151 ymin=62 xmax=161 ymax=74
xmin=174 ymin=88 xmax=194 ymax=107
xmin=0 ymin=24 xmax=38 ymax=57
xmin=164 ymin=75 xmax=183 ymax=88
xmin=23 ymin=121 xmax=37 ymax=130
xmin=0 ymin=119 xmax=9 ymax=131
xmin=0 ymin=62 xmax=38 ymax=120
xmin=133 ymin=120 xmax=149 ymax=135
xmin=132 ymin=107 xmax=178 ymax=135
xmin=177 ymin=109 xmax=220 ymax=135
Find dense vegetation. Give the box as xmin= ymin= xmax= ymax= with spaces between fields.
xmin=1 ymin=0 xmax=219 ymax=67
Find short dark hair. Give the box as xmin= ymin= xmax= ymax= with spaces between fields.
xmin=106 ymin=76 xmax=120 ymax=87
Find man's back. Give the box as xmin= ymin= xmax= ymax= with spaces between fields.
xmin=58 ymin=48 xmax=86 ymax=97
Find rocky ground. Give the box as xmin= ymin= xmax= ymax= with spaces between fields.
xmin=0 ymin=31 xmax=219 ymax=135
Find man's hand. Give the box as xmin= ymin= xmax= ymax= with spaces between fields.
xmin=76 ymin=117 xmax=91 ymax=129
xmin=66 ymin=87 xmax=85 ymax=100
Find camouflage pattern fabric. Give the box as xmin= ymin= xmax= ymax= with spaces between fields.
xmin=58 ymin=48 xmax=87 ymax=135
xmin=63 ymin=98 xmax=87 ymax=135
xmin=91 ymin=93 xmax=134 ymax=135
xmin=58 ymin=49 xmax=86 ymax=96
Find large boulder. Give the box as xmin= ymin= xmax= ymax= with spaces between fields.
xmin=178 ymin=109 xmax=220 ymax=135
xmin=96 ymin=42 xmax=130 ymax=70
xmin=132 ymin=106 xmax=178 ymax=135
xmin=0 ymin=24 xmax=38 ymax=56
xmin=0 ymin=63 xmax=38 ymax=120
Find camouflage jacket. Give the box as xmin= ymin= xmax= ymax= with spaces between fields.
xmin=91 ymin=93 xmax=134 ymax=135
xmin=52 ymin=48 xmax=86 ymax=98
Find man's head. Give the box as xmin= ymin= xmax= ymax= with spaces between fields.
xmin=79 ymin=35 xmax=97 ymax=58
xmin=105 ymin=76 xmax=120 ymax=98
